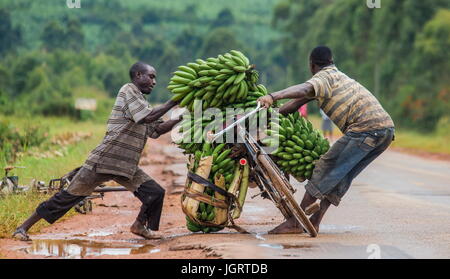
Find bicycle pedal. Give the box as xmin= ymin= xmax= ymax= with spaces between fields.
xmin=305 ymin=202 xmax=320 ymax=215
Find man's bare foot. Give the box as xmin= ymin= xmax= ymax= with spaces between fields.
xmin=268 ymin=217 xmax=304 ymax=234
xmin=12 ymin=228 xmax=30 ymax=241
xmin=130 ymin=220 xmax=163 ymax=239
xmin=310 ymin=219 xmax=320 ymax=234
xmin=308 ymin=198 xmax=332 ymax=234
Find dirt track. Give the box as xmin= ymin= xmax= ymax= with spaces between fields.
xmin=1 ymin=133 xmax=450 ymax=259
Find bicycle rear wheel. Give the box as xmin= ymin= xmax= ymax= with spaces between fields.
xmin=257 ymin=154 xmax=318 ymax=237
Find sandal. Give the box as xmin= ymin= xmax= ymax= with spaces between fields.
xmin=131 ymin=228 xmax=163 ymax=240
xmin=12 ymin=228 xmax=31 ymax=241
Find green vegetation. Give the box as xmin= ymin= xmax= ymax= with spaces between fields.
xmin=273 ymin=0 xmax=450 ymax=131
xmin=0 ymin=0 xmax=283 ymax=112
xmin=309 ymin=115 xmax=450 ymax=155
xmin=1 ymin=116 xmax=106 ymax=181
xmin=391 ymin=118 xmax=450 ymax=155
xmin=1 ymin=0 xmax=448 ymax=132
xmin=0 ymin=192 xmax=63 ymax=238
xmin=0 ymin=116 xmax=105 ymax=238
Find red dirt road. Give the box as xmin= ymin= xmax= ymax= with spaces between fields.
xmin=0 ymin=134 xmax=223 ymax=259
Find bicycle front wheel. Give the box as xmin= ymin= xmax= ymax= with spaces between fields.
xmin=258 ymin=154 xmax=318 ymax=237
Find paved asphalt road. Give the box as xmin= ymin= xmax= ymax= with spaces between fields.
xmin=214 ymin=149 xmax=450 ymax=259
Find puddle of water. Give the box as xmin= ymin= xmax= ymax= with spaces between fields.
xmin=257 ymin=243 xmax=315 ymax=250
xmin=24 ymin=239 xmax=158 ymax=259
xmin=258 ymin=243 xmax=283 ymax=249
xmin=87 ymin=231 xmax=114 ymax=237
xmin=255 ymin=232 xmax=267 ymax=241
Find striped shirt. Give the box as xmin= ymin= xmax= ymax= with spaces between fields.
xmin=83 ymin=83 xmax=163 ymax=179
xmin=306 ymin=65 xmax=394 ymax=133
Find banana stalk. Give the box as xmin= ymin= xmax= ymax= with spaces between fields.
xmin=183 ymin=155 xmax=195 ymax=192
xmin=227 ymin=163 xmax=243 ymax=196
xmin=232 ymin=162 xmax=249 ymax=219
xmin=183 ymin=156 xmax=213 ymax=215
xmin=213 ymin=173 xmax=228 ymax=225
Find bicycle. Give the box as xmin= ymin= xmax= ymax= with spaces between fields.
xmin=0 ymin=166 xmax=28 ymax=195
xmin=48 ymin=167 xmax=128 ymax=214
xmin=208 ymin=103 xmax=318 ymax=237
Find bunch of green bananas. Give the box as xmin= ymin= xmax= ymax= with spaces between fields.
xmin=186 ymin=216 xmax=222 ymax=233
xmin=172 ymin=51 xmax=270 ymax=233
xmin=262 ymin=111 xmax=330 ymax=180
xmin=168 ymin=50 xmax=260 ymax=111
xmin=179 ymin=141 xmax=236 ymax=185
xmin=175 ymin=83 xmax=269 ymax=152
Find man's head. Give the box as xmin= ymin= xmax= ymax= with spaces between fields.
xmin=129 ymin=62 xmax=156 ymax=95
xmin=309 ymin=46 xmax=334 ymax=75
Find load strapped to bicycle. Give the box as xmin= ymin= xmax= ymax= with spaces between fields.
xmin=179 ymin=103 xmax=318 ymax=237
xmin=181 ymin=154 xmax=250 ymax=233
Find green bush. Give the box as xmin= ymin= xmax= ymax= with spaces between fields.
xmin=0 ymin=120 xmax=48 ymax=165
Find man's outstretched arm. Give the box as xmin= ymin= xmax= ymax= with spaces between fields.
xmin=139 ymin=99 xmax=178 ymax=124
xmin=154 ymin=118 xmax=182 ymax=135
xmin=257 ymin=82 xmax=315 ymax=108
xmin=279 ymin=98 xmax=311 ymax=115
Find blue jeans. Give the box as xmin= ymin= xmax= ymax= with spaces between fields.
xmin=305 ymin=127 xmax=394 ymax=206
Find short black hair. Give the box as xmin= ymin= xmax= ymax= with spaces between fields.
xmin=310 ymin=46 xmax=334 ymax=67
xmin=129 ymin=61 xmax=150 ymax=80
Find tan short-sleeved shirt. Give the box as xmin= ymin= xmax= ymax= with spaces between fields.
xmin=306 ymin=65 xmax=394 ymax=133
xmin=84 ymin=83 xmax=163 ymax=179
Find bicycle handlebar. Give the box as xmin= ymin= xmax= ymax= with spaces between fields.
xmin=207 ymin=102 xmax=264 ymax=143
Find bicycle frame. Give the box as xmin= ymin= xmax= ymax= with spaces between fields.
xmin=212 ymin=110 xmax=317 ymax=237
xmin=235 ymin=123 xmax=294 ymax=219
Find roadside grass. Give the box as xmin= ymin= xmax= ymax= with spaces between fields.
xmin=308 ymin=115 xmax=450 ymax=156
xmin=0 ymin=116 xmax=106 ymax=238
xmin=0 ymin=192 xmax=53 ymax=238
xmin=390 ymin=130 xmax=450 ymax=155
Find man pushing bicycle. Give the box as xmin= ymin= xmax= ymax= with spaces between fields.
xmin=258 ymin=46 xmax=395 ymax=234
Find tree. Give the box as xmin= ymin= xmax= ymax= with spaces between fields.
xmin=41 ymin=21 xmax=66 ymax=51
xmin=272 ymin=0 xmax=450 ymax=130
xmin=141 ymin=10 xmax=161 ymax=24
xmin=175 ymin=28 xmax=203 ymax=61
xmin=212 ymin=8 xmax=235 ymax=28
xmin=0 ymin=9 xmax=22 ymax=55
xmin=65 ymin=19 xmax=84 ymax=51
xmin=200 ymin=27 xmax=241 ymax=58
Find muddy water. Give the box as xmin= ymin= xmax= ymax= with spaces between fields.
xmin=24 ymin=239 xmax=160 ymax=259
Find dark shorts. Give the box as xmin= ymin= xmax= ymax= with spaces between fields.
xmin=305 ymin=127 xmax=394 ymax=206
